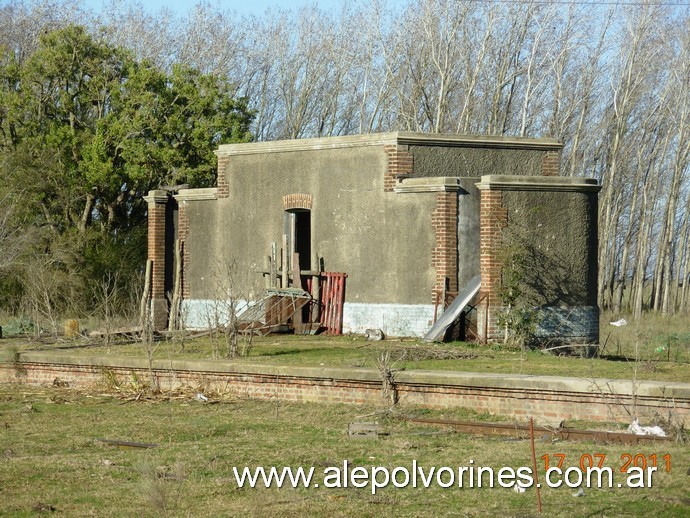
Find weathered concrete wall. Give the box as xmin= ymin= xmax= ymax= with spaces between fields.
xmin=147 ymin=133 xmax=569 ymax=337
xmin=186 ymin=144 xmax=437 ymax=312
xmin=476 ymin=176 xmax=600 ymax=344
xmin=411 ymin=146 xmax=546 ymax=178
xmin=502 ymin=189 xmax=598 ymax=306
xmin=504 ymin=188 xmax=599 ymax=342
xmin=222 ymin=147 xmax=435 ymax=304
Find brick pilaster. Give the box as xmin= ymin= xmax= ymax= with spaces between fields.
xmin=541 ymin=150 xmax=561 ymax=176
xmin=431 ymin=192 xmax=459 ymax=303
xmin=478 ymin=189 xmax=508 ymax=341
xmin=383 ymin=144 xmax=413 ymax=192
xmin=217 ymin=155 xmax=230 ymax=197
xmin=144 ymin=190 xmax=170 ymax=330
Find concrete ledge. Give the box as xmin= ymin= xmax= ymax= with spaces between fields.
xmin=174 ymin=188 xmax=218 ymax=202
xmin=476 ymin=175 xmax=601 ymax=192
xmin=143 ymin=190 xmax=170 ymax=204
xmin=6 ymin=351 xmax=689 ymax=399
xmin=394 ymin=177 xmax=462 ymax=193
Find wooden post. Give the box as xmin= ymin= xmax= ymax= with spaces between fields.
xmin=292 ymin=253 xmax=303 ymax=289
xmin=281 ymin=234 xmax=288 ymax=288
xmin=270 ymin=242 xmax=278 ymax=288
xmin=311 ymin=252 xmax=321 ymax=324
xmin=139 ymin=260 xmax=152 ymax=330
xmin=433 ymin=291 xmax=440 ymax=324
xmin=168 ymin=241 xmax=182 ymax=331
xmin=292 ymin=252 xmax=303 ymax=332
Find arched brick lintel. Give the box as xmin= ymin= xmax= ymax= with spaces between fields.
xmin=283 ymin=193 xmax=313 ymax=210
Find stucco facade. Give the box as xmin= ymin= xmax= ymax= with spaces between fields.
xmin=145 ymin=132 xmax=600 ymax=342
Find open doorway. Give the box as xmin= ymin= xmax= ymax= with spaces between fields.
xmin=284 ymin=209 xmax=312 ymax=284
xmin=285 ymin=209 xmax=312 ymax=325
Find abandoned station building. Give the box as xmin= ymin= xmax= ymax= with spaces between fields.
xmin=145 ymin=132 xmax=600 ymax=344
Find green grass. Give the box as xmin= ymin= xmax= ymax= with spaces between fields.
xmin=4 ymin=335 xmax=690 ymax=384
xmin=2 ymin=312 xmax=690 ymax=383
xmin=1 ymin=384 xmax=688 ymax=517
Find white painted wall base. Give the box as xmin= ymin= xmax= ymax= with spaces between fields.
xmin=342 ymin=303 xmax=436 ymax=338
xmin=182 ymin=299 xmax=436 ymax=338
xmin=181 ymin=299 xmax=250 ymax=330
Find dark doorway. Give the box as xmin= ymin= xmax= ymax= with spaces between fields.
xmin=284 ymin=209 xmax=312 ymax=284
xmin=293 ymin=210 xmax=311 ymax=274
xmin=285 ymin=209 xmax=312 ymax=326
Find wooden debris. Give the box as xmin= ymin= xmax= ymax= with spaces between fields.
xmin=95 ymin=438 xmax=158 ymax=449
xmin=348 ymin=422 xmax=384 ymax=439
xmin=396 ymin=346 xmax=478 ymax=361
xmin=87 ymin=327 xmax=142 ymax=339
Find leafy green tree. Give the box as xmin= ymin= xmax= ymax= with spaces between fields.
xmin=0 ymin=25 xmax=253 ymax=318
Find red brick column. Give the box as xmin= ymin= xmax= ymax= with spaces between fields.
xmin=144 ymin=190 xmax=170 ymax=330
xmin=217 ymin=155 xmax=230 ymax=198
xmin=431 ymin=192 xmax=459 ymax=303
xmin=478 ymin=188 xmax=508 ymax=342
xmin=383 ymin=144 xmax=413 ymax=192
xmin=541 ymin=150 xmax=561 ymax=176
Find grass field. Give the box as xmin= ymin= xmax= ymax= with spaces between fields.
xmin=1 ymin=384 xmax=688 ymax=517
xmin=3 ymin=312 xmax=690 ymax=384
xmin=4 ymin=327 xmax=690 ymax=384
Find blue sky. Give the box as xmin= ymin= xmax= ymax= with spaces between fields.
xmin=86 ymin=0 xmax=350 ymax=17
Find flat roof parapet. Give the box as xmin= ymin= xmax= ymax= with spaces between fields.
xmin=215 ymin=132 xmax=562 ymax=157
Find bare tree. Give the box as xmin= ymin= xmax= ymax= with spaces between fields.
xmin=4 ymin=0 xmax=690 ymax=321
xmin=0 ymin=191 xmax=25 ymax=272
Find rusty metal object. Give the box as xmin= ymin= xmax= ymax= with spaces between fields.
xmin=402 ymin=417 xmax=674 ymax=445
xmin=321 ymin=272 xmax=347 ymax=335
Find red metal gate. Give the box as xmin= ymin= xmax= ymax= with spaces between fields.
xmin=320 ymin=272 xmax=347 ymax=335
